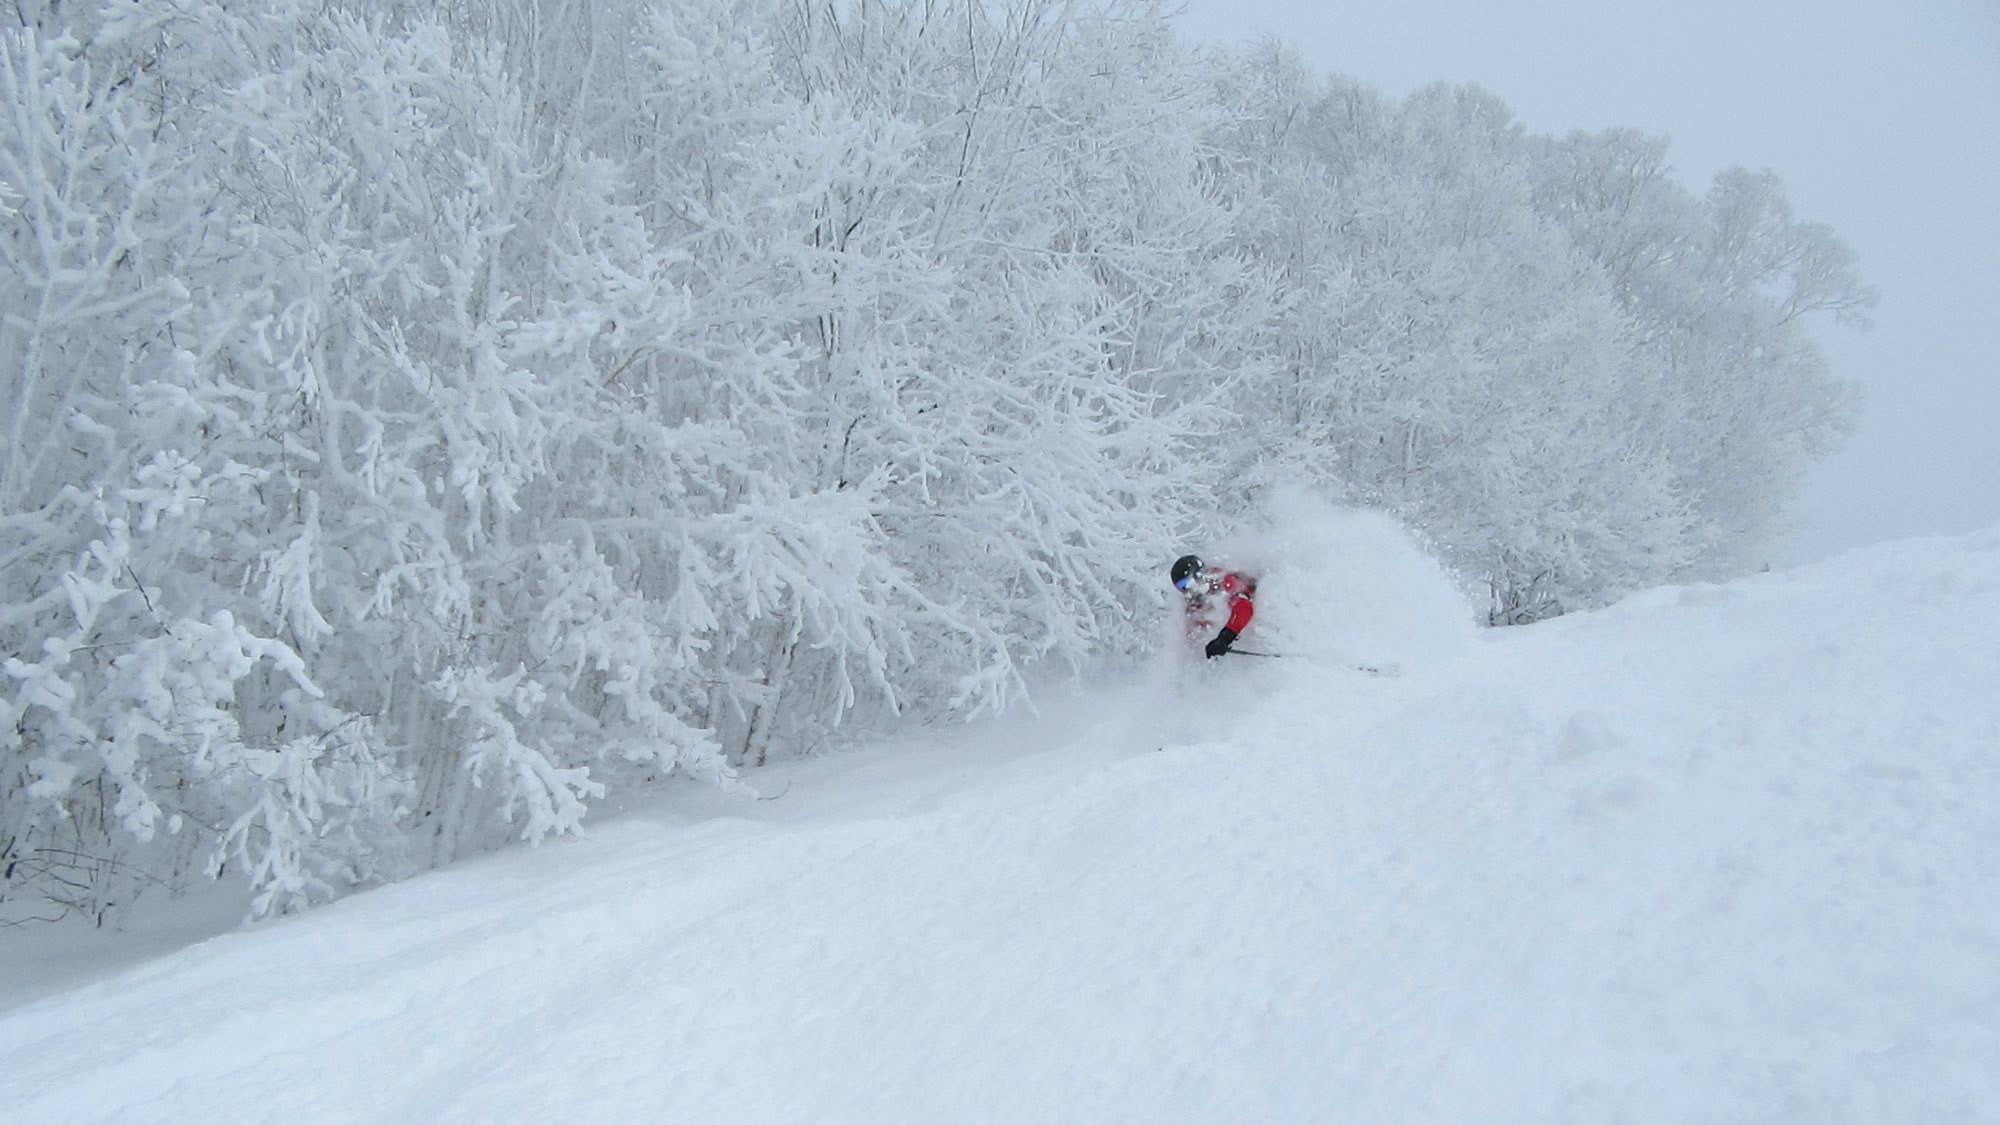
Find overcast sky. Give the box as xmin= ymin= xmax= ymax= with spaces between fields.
xmin=1171 ymin=0 xmax=2000 ymax=562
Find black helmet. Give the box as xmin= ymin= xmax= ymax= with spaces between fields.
xmin=1170 ymin=554 xmax=1203 ymax=590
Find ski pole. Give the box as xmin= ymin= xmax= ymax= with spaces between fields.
xmin=1226 ymin=649 xmax=1398 ymax=675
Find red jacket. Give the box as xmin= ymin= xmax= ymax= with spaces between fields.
xmin=1184 ymin=568 xmax=1256 ymax=635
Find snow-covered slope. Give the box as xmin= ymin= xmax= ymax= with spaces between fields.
xmin=4 ymin=520 xmax=1997 ymax=1123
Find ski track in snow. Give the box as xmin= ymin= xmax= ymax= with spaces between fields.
xmin=3 ymin=525 xmax=1998 ymax=1122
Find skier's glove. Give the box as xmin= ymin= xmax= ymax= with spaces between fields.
xmin=1205 ymin=628 xmax=1239 ymax=659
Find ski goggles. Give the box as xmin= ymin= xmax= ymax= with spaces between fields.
xmin=1175 ymin=574 xmax=1197 ymax=592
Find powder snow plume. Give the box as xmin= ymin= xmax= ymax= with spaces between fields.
xmin=1201 ymin=486 xmax=1480 ymax=670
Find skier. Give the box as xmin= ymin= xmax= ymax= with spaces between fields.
xmin=1171 ymin=554 xmax=1257 ymax=659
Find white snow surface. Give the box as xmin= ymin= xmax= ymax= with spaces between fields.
xmin=4 ymin=515 xmax=1998 ymax=1123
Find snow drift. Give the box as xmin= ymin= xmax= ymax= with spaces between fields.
xmin=2 ymin=523 xmax=1996 ymax=1123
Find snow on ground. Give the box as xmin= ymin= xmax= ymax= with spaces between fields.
xmin=3 ymin=513 xmax=1997 ymax=1123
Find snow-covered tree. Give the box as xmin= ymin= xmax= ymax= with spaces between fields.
xmin=2 ymin=0 xmax=1256 ymax=919
xmin=1 ymin=0 xmax=1871 ymax=924
xmin=1527 ymin=130 xmax=1872 ymax=578
xmin=1203 ymin=57 xmax=1866 ymax=618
